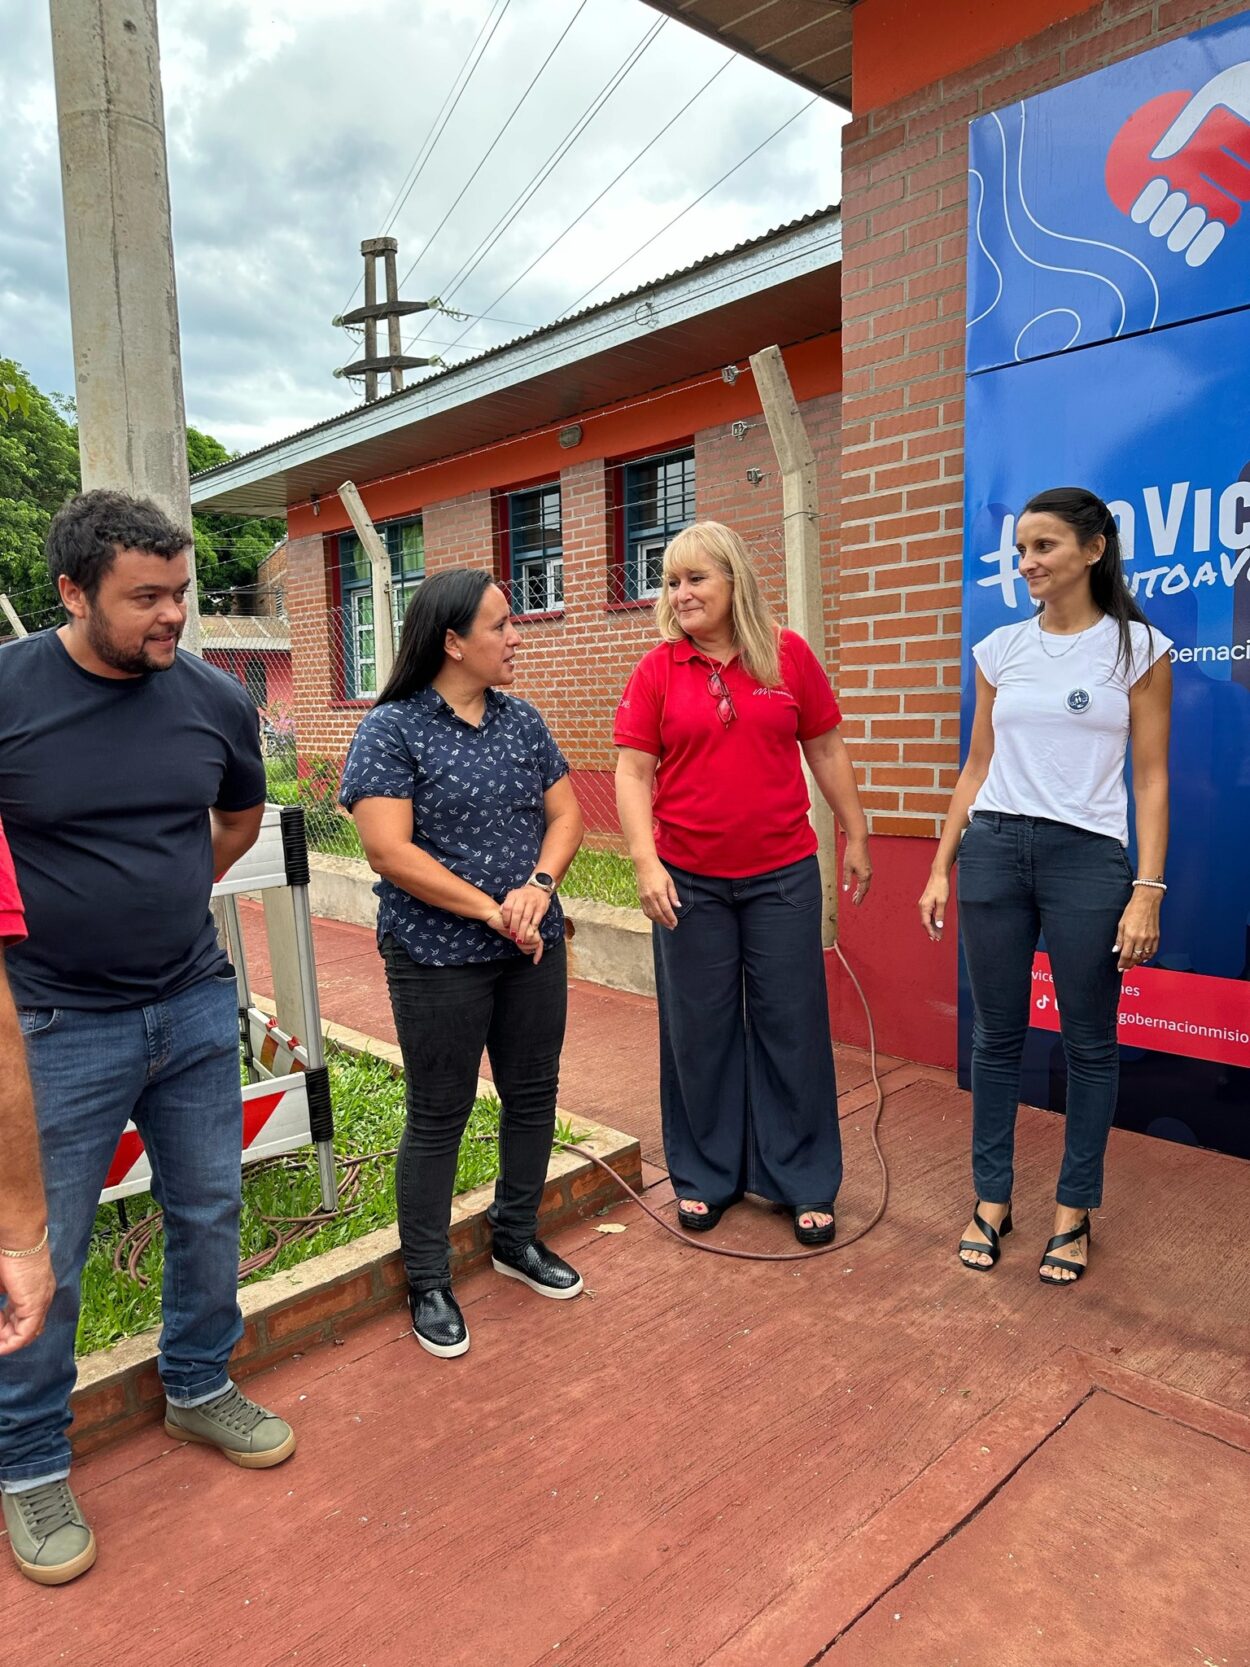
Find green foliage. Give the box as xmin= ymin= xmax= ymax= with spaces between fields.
xmin=265 ymin=755 xmax=365 ymax=859
xmin=188 ymin=425 xmax=285 ymax=614
xmin=561 ymin=848 xmax=639 ymax=908
xmin=77 ymin=1045 xmax=582 ymax=1356
xmin=0 ymin=358 xmax=79 ymax=622
xmin=0 ymin=363 xmax=282 ymax=623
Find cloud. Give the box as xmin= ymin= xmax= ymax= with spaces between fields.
xmin=0 ymin=0 xmax=845 ymax=454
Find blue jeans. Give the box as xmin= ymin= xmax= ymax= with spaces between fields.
xmin=653 ymin=855 xmax=841 ymax=1209
xmin=0 ymin=972 xmax=244 ymax=1488
xmin=958 ymin=814 xmax=1132 ymax=1210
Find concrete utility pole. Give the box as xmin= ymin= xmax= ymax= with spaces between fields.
xmin=333 ymin=238 xmax=443 ymax=402
xmin=750 ymin=344 xmax=838 ymax=946
xmin=49 ymin=0 xmax=201 ymax=653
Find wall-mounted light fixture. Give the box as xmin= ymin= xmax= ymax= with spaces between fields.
xmin=310 ymin=492 xmax=320 ymax=517
xmin=558 ymin=424 xmax=583 ymax=449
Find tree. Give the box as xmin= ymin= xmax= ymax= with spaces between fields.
xmin=0 ymin=363 xmax=284 ymax=624
xmin=0 ymin=358 xmax=80 ymax=625
xmin=187 ymin=425 xmax=285 ymax=614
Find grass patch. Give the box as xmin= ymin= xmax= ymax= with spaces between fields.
xmin=77 ymin=1045 xmax=580 ymax=1357
xmin=561 ymin=848 xmax=639 ymax=908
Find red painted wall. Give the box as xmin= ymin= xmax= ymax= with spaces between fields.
xmin=853 ymin=0 xmax=1097 ymax=112
xmin=286 ymin=335 xmax=840 ymax=541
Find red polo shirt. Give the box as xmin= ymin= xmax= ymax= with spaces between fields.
xmin=614 ymin=629 xmax=841 ymax=878
xmin=0 ymin=816 xmax=26 ymax=947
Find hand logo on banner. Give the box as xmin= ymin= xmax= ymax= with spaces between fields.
xmin=1106 ymin=62 xmax=1250 ymax=267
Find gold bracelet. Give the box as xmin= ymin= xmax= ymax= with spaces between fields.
xmin=0 ymin=1225 xmax=49 ymax=1259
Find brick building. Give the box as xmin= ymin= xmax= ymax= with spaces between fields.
xmin=195 ymin=0 xmax=1247 ymax=1071
xmin=640 ymin=0 xmax=1249 ymax=1069
xmin=191 ymin=208 xmax=842 ymax=841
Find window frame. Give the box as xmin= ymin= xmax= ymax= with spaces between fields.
xmin=336 ymin=516 xmax=424 ymax=702
xmin=499 ymin=482 xmax=563 ymax=620
xmin=609 ymin=443 xmax=696 ymax=607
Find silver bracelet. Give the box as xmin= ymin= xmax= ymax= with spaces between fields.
xmin=1131 ymin=879 xmax=1167 ymax=892
xmin=0 ymin=1224 xmax=49 ymax=1259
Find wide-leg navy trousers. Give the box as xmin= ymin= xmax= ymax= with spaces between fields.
xmin=653 ymin=854 xmax=842 ymax=1210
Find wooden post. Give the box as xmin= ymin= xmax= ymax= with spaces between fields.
xmin=749 ymin=345 xmax=839 ymax=946
xmin=0 ymin=595 xmax=28 ymax=638
xmin=339 ymin=479 xmax=395 ymax=694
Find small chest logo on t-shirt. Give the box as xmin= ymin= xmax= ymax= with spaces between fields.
xmin=1065 ymin=687 xmax=1091 ymax=714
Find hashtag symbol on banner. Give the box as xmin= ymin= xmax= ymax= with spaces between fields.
xmin=1105 ymin=62 xmax=1250 ymax=268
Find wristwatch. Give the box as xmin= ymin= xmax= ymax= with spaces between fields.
xmin=527 ymin=871 xmax=556 ymax=896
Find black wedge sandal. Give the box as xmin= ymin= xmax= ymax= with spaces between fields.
xmin=957 ymin=1203 xmax=1013 ymax=1271
xmin=1039 ymin=1214 xmax=1090 ymax=1285
xmin=792 ymin=1205 xmax=836 ymax=1247
xmin=678 ymin=1200 xmax=727 ymax=1233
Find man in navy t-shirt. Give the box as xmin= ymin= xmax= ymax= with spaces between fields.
xmin=0 ymin=491 xmax=295 ymax=1588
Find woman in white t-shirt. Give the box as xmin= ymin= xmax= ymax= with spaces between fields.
xmin=918 ymin=487 xmax=1172 ymax=1286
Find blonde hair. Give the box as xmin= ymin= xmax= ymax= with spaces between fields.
xmin=654 ymin=521 xmax=781 ymax=687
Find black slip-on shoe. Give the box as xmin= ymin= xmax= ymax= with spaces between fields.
xmin=409 ymin=1285 xmax=470 ymax=1357
xmin=491 ymin=1239 xmax=583 ymax=1299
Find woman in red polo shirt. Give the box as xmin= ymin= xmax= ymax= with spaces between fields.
xmin=614 ymin=522 xmax=871 ymax=1243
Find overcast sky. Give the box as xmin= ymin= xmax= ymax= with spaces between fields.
xmin=0 ymin=0 xmax=845 ymax=456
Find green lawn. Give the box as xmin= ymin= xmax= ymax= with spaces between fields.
xmin=77 ymin=1046 xmax=578 ymax=1357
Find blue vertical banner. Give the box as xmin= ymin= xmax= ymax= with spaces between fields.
xmin=962 ymin=13 xmax=1250 ymax=1158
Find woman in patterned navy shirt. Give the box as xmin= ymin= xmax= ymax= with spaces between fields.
xmin=341 ymin=570 xmax=585 ymax=1358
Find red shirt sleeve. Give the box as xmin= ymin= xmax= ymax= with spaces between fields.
xmin=783 ymin=631 xmax=841 ymax=739
xmin=0 ymin=816 xmax=27 ymax=948
xmin=613 ymin=649 xmax=664 ymax=756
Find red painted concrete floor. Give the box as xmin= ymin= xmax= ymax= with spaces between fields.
xmin=9 ymin=910 xmax=1249 ymax=1664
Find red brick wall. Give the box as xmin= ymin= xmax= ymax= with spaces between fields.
xmin=282 ymin=371 xmax=845 ymax=841
xmin=831 ymin=0 xmax=1249 ymax=1065
xmin=840 ymin=0 xmax=1249 ymax=838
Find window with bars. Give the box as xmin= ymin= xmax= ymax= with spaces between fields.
xmin=502 ymin=484 xmax=563 ymax=616
xmin=338 ymin=518 xmax=424 ymax=699
xmin=616 ymin=448 xmax=695 ymax=602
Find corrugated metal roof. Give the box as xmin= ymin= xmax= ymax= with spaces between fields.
xmin=640 ymin=1 xmax=854 ymax=109
xmin=200 ymin=616 xmax=291 ymax=652
xmin=190 ymin=206 xmax=840 ymax=517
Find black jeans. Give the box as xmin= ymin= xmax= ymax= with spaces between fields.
xmin=957 ymin=814 xmax=1132 ymax=1209
xmin=381 ymin=936 xmax=568 ymax=1292
xmin=653 ymin=855 xmax=842 ymax=1209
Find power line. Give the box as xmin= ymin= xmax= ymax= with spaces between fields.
xmin=394 ymin=0 xmax=592 ymax=299
xmin=437 ymin=51 xmax=738 ymax=355
xmin=556 ymin=96 xmax=820 ymax=321
xmin=403 ymin=13 xmax=667 ymax=351
xmin=339 ymin=0 xmax=512 ymax=314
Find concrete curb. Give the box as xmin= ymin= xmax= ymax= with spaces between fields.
xmin=69 ymin=1025 xmax=642 ymax=1460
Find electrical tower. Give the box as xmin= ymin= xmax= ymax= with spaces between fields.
xmin=333 ymin=237 xmax=443 ymax=401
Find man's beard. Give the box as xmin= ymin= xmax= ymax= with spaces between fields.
xmin=85 ymin=606 xmax=182 ymax=675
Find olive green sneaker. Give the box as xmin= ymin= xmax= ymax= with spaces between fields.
xmin=3 ymin=1480 xmax=97 ymax=1586
xmin=164 ymin=1384 xmax=296 ymax=1469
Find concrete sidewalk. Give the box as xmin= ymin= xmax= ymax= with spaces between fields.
xmin=9 ymin=908 xmax=1248 ymax=1664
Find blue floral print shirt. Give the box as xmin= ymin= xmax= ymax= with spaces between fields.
xmin=339 ymin=686 xmax=568 ymax=966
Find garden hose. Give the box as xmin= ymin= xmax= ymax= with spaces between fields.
xmin=554 ymin=942 xmax=891 ymax=1262
xmin=112 ymin=945 xmax=889 ymax=1286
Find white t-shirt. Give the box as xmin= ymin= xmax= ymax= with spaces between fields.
xmin=970 ymin=615 xmax=1171 ymax=846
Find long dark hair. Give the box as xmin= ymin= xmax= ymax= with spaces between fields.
xmin=1020 ymin=486 xmax=1151 ymax=681
xmin=377 ymin=567 xmax=495 ymax=704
